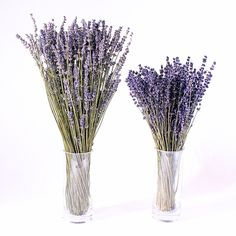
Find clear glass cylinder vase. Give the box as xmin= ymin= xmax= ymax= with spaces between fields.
xmin=152 ymin=149 xmax=183 ymax=222
xmin=64 ymin=152 xmax=92 ymax=223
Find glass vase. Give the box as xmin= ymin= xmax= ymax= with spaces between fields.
xmin=64 ymin=152 xmax=92 ymax=223
xmin=152 ymin=149 xmax=183 ymax=222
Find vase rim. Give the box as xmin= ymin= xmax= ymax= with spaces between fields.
xmin=155 ymin=148 xmax=184 ymax=154
xmin=64 ymin=151 xmax=92 ymax=155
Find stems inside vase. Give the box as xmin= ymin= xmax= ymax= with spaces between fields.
xmin=65 ymin=152 xmax=91 ymax=220
xmin=155 ymin=150 xmax=182 ymax=219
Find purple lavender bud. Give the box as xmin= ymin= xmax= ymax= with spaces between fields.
xmin=80 ymin=114 xmax=86 ymax=129
xmin=67 ymin=111 xmax=74 ymax=126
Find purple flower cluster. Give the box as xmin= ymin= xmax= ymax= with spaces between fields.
xmin=126 ymin=56 xmax=216 ymax=151
xmin=17 ymin=15 xmax=132 ymax=153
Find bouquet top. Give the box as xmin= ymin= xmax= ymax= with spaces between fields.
xmin=126 ymin=56 xmax=216 ymax=151
xmin=17 ymin=15 xmax=132 ymax=153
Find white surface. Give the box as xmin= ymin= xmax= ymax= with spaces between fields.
xmin=0 ymin=0 xmax=236 ymax=235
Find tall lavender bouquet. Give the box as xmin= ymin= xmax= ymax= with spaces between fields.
xmin=126 ymin=57 xmax=215 ymax=219
xmin=17 ymin=15 xmax=132 ymax=222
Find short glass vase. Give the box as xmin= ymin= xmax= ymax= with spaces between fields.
xmin=64 ymin=152 xmax=92 ymax=223
xmin=152 ymin=149 xmax=183 ymax=222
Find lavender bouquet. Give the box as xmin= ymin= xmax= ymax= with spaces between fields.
xmin=126 ymin=57 xmax=215 ymax=220
xmin=17 ymin=15 xmax=132 ymax=222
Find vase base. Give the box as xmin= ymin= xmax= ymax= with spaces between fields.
xmin=152 ymin=206 xmax=180 ymax=222
xmin=65 ymin=212 xmax=92 ymax=223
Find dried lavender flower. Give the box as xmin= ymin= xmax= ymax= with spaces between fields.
xmin=17 ymin=15 xmax=132 ymax=153
xmin=126 ymin=57 xmax=216 ymax=151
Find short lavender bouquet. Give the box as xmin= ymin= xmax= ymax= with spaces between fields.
xmin=17 ymin=15 xmax=132 ymax=222
xmin=126 ymin=57 xmax=215 ymax=220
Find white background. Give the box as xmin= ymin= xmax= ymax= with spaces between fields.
xmin=0 ymin=0 xmax=236 ymax=235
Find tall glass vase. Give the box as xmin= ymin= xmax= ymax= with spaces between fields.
xmin=152 ymin=150 xmax=183 ymax=222
xmin=64 ymin=152 xmax=92 ymax=223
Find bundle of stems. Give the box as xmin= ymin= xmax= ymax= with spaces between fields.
xmin=126 ymin=57 xmax=215 ymax=212
xmin=17 ymin=15 xmax=132 ymax=218
xmin=126 ymin=56 xmax=215 ymax=151
xmin=17 ymin=15 xmax=132 ymax=153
